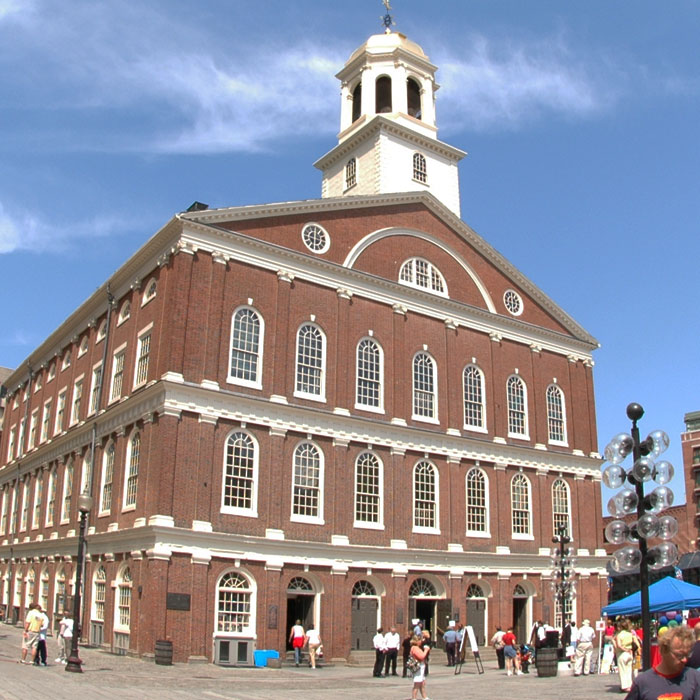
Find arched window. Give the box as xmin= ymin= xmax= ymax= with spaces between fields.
xmin=291 ymin=442 xmax=323 ymax=523
xmin=413 ymin=461 xmax=438 ymax=531
xmin=463 ymin=365 xmax=485 ymax=430
xmin=356 ymin=338 xmax=383 ymax=411
xmin=295 ymin=324 xmax=325 ymax=400
xmin=25 ymin=567 xmax=35 ymax=607
xmin=54 ymin=566 xmax=65 ymax=611
xmin=546 ymin=384 xmax=567 ymax=444
xmin=352 ymin=580 xmax=377 ymax=597
xmin=99 ymin=441 xmax=115 ymax=515
xmin=118 ymin=300 xmax=131 ymax=325
xmin=229 ymin=307 xmax=263 ymax=387
xmin=39 ymin=567 xmax=49 ymax=611
xmin=466 ymin=583 xmax=485 ymax=598
xmin=413 ymin=152 xmax=427 ymax=183
xmin=345 ymin=157 xmax=357 ymax=189
xmin=222 ymin=431 xmax=258 ymax=515
xmin=507 ymin=375 xmax=528 ymax=437
xmin=61 ymin=459 xmax=74 ymax=523
xmin=552 ymin=478 xmax=571 ymax=538
xmin=399 ymin=258 xmax=447 ymax=296
xmin=14 ymin=567 xmax=23 ymax=607
xmin=407 ymin=78 xmax=422 ymax=119
xmin=217 ymin=571 xmax=254 ymax=634
xmin=511 ymin=473 xmax=532 ymax=537
xmin=142 ymin=278 xmax=157 ymax=305
xmin=354 ymin=452 xmax=382 ymax=527
xmin=409 ymin=577 xmax=437 ymax=597
xmin=376 ymin=75 xmax=392 ymax=113
xmin=412 ymin=352 xmax=437 ymax=421
xmin=79 ymin=336 xmax=89 ymax=357
xmin=96 ymin=319 xmax=107 ymax=342
xmin=351 ymin=82 xmax=362 ymax=122
xmin=45 ymin=470 xmax=56 ymax=527
xmin=114 ymin=566 xmax=132 ymax=653
xmin=32 ymin=473 xmax=43 ymax=529
xmin=466 ymin=468 xmax=489 ymax=535
xmin=287 ymin=577 xmax=313 ymax=592
xmin=93 ymin=566 xmax=107 ymax=622
xmin=124 ymin=431 xmax=140 ymax=509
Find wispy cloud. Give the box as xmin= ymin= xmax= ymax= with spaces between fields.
xmin=0 ymin=201 xmax=132 ymax=255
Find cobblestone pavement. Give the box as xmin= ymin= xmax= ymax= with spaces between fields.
xmin=0 ymin=625 xmax=622 ymax=700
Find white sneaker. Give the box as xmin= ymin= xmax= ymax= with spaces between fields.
xmin=516 ymin=670 xmax=523 ymax=675
xmin=507 ymin=670 xmax=513 ymax=676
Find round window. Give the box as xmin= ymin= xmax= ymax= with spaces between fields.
xmin=504 ymin=289 xmax=523 ymax=316
xmin=301 ymin=223 xmax=330 ymax=254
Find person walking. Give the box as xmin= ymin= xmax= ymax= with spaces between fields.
xmin=33 ymin=605 xmax=49 ymax=666
xmin=410 ymin=635 xmax=431 ymax=700
xmin=443 ymin=621 xmax=458 ymax=666
xmin=574 ymin=618 xmax=595 ymax=676
xmin=615 ymin=618 xmax=641 ymax=693
xmin=383 ymin=626 xmax=400 ymax=676
xmin=304 ymin=625 xmax=321 ymax=669
xmin=372 ymin=627 xmax=386 ymax=677
xmin=55 ymin=611 xmax=73 ymax=664
xmin=491 ymin=626 xmax=506 ymax=670
xmin=503 ymin=627 xmax=523 ymax=676
xmin=20 ymin=603 xmax=43 ymax=664
xmin=288 ymin=619 xmax=305 ymax=667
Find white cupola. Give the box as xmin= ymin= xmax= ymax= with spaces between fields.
xmin=314 ymin=29 xmax=466 ymax=217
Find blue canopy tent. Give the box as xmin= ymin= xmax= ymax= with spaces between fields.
xmin=602 ymin=576 xmax=700 ymax=617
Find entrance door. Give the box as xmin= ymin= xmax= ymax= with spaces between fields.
xmin=351 ymin=598 xmax=378 ymax=650
xmin=513 ymin=597 xmax=527 ymax=644
xmin=466 ymin=598 xmax=486 ymax=646
xmin=286 ymin=595 xmax=313 ymax=651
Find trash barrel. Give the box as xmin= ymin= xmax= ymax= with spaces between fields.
xmin=155 ymin=639 xmax=173 ymax=665
xmin=536 ymin=647 xmax=558 ymax=677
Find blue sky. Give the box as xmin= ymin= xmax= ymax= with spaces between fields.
xmin=0 ymin=0 xmax=698 ymax=507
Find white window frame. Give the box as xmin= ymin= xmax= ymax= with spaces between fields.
xmin=45 ymin=470 xmax=56 ymax=527
xmin=117 ymin=300 xmax=131 ymax=326
xmin=227 ymin=307 xmax=264 ymax=390
xmin=31 ymin=474 xmax=43 ymax=530
xmin=96 ymin=319 xmax=107 ymax=343
xmin=0 ymin=488 xmax=8 ymax=535
xmin=141 ymin=278 xmax=157 ymax=307
xmin=221 ymin=430 xmax=259 ymax=517
xmin=506 ymin=374 xmax=529 ymax=439
xmin=47 ymin=363 xmax=56 ymax=382
xmin=89 ymin=361 xmax=102 ymax=415
xmin=92 ymin=566 xmax=107 ymax=623
xmin=552 ymin=478 xmax=572 ymax=538
xmin=7 ymin=425 xmax=16 ymax=462
xmin=466 ymin=467 xmax=491 ymax=537
xmin=294 ymin=323 xmax=326 ymax=402
xmin=412 ymin=460 xmax=440 ymax=534
xmin=122 ymin=431 xmax=140 ymax=511
xmin=412 ymin=151 xmax=427 ymax=183
xmin=78 ymin=336 xmax=89 ymax=358
xmin=546 ymin=383 xmax=568 ymax=446
xmin=61 ymin=350 xmax=71 ymax=371
xmin=69 ymin=375 xmax=84 ymax=426
xmin=133 ymin=324 xmax=153 ymax=389
xmin=114 ymin=565 xmax=133 ymax=634
xmin=54 ymin=389 xmax=67 ymax=435
xmin=355 ymin=337 xmax=384 ymax=413
xmin=109 ymin=344 xmax=127 ymax=404
xmin=462 ymin=364 xmax=487 ymax=433
xmin=215 ymin=570 xmax=257 ymax=636
xmin=99 ymin=441 xmax=115 ymax=516
xmin=412 ymin=351 xmax=438 ymax=424
xmin=345 ymin=157 xmax=357 ymax=190
xmin=511 ymin=473 xmax=533 ymax=540
xmin=19 ymin=480 xmax=29 ymax=532
xmin=399 ymin=257 xmax=447 ymax=297
xmin=40 ymin=398 xmax=52 ymax=443
xmin=353 ymin=451 xmax=384 ymax=530
xmin=60 ymin=459 xmax=74 ymax=524
xmin=290 ymin=441 xmax=324 ymax=525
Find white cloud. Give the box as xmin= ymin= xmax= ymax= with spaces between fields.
xmin=0 ymin=201 xmax=131 ymax=255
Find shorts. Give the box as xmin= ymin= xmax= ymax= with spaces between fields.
xmin=412 ymin=663 xmax=425 ymax=683
xmin=22 ymin=632 xmax=39 ymax=650
xmin=503 ymin=644 xmax=517 ymax=659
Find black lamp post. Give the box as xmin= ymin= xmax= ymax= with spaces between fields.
xmin=551 ymin=525 xmax=576 ymax=629
xmin=65 ymin=493 xmax=93 ymax=674
xmin=603 ymin=403 xmax=678 ymax=672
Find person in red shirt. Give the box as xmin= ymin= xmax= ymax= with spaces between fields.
xmin=503 ymin=627 xmax=523 ymax=676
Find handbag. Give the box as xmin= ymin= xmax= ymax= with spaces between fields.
xmin=406 ymin=654 xmax=421 ymax=676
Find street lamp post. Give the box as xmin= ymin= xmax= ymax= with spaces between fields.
xmin=603 ymin=403 xmax=678 ymax=671
xmin=65 ymin=493 xmax=93 ymax=674
xmin=551 ymin=526 xmax=576 ymax=630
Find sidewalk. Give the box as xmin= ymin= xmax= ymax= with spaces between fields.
xmin=0 ymin=624 xmax=622 ymax=700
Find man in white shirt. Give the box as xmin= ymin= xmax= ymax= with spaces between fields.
xmin=574 ymin=619 xmax=596 ymax=676
xmin=384 ymin=626 xmax=400 ymax=676
xmin=373 ymin=628 xmax=386 ymax=677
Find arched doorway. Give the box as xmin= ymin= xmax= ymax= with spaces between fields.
xmin=351 ymin=580 xmax=379 ymax=650
xmin=286 ymin=576 xmax=316 ymax=652
xmin=409 ymin=577 xmax=449 ymax=646
xmin=466 ymin=583 xmax=486 ymax=646
xmin=512 ymin=583 xmax=532 ymax=644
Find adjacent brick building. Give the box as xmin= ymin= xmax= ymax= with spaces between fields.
xmin=0 ymin=25 xmax=608 ymax=664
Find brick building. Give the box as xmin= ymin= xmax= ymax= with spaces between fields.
xmin=0 ymin=26 xmax=608 ymax=664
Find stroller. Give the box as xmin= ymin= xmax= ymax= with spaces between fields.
xmin=519 ymin=644 xmax=533 ymax=674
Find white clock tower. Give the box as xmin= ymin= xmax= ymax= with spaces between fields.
xmin=314 ymin=26 xmax=466 ymax=217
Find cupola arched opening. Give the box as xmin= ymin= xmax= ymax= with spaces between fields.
xmin=376 ymin=76 xmax=392 ymax=113
xmin=407 ymin=78 xmax=422 ymax=119
xmin=351 ymin=82 xmax=362 ymax=123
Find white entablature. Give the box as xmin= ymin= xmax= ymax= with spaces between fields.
xmin=314 ymin=30 xmax=466 ymax=217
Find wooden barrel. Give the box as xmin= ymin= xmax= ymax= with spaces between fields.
xmin=535 ymin=647 xmax=558 ymax=677
xmin=155 ymin=640 xmax=173 ymax=666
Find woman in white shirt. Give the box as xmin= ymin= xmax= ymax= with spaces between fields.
xmin=305 ymin=626 xmax=322 ymax=669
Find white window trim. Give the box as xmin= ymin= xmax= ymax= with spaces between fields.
xmin=88 ymin=361 xmax=103 ymax=416
xmin=109 ymin=343 xmax=127 ymax=405
xmin=465 ymin=467 xmax=491 ymax=538
xmin=116 ymin=300 xmax=131 ymax=327
xmin=6 ymin=425 xmax=16 ymax=462
xmin=60 ymin=461 xmax=74 ymax=525
xmin=293 ymin=323 xmax=327 ymax=403
xmin=399 ymin=257 xmax=447 ymax=297
xmin=28 ymin=410 xmax=39 ymax=450
xmin=412 ymin=460 xmax=440 ymax=535
xmin=61 ymin=351 xmax=71 ymax=372
xmin=213 ymin=568 xmax=258 ymax=638
xmin=96 ymin=320 xmax=107 ymax=344
xmin=133 ymin=323 xmax=154 ymax=390
xmin=121 ymin=430 xmax=140 ymax=512
xmin=98 ymin=442 xmax=115 ymax=516
xmin=510 ymin=474 xmax=533 ymax=540
xmin=506 ymin=375 xmax=530 ymax=440
xmin=352 ymin=451 xmax=384 ymax=530
xmin=226 ymin=307 xmax=264 ymax=390
xmin=40 ymin=398 xmax=52 ymax=443
xmin=69 ymin=374 xmax=85 ymax=427
xmin=546 ymin=384 xmax=569 ymax=447
xmin=290 ymin=441 xmax=325 ymax=525
xmin=463 ymin=364 xmax=487 ymax=433
xmin=44 ymin=471 xmax=55 ymax=527
xmin=78 ymin=336 xmax=89 ymax=358
xmin=220 ymin=430 xmax=259 ymax=518
xmin=411 ymin=351 xmax=438 ymax=423
xmin=354 ymin=337 xmax=385 ymax=414
xmin=54 ymin=389 xmax=67 ymax=436
xmin=552 ymin=478 xmax=572 ymax=537
xmin=113 ymin=565 xmax=133 ymax=634
xmin=141 ymin=279 xmax=157 ymax=307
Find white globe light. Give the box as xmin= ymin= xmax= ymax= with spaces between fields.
xmin=602 ymin=464 xmax=627 ymax=489
xmin=657 ymin=515 xmax=679 ymax=541
xmin=609 ymin=557 xmax=623 ymax=574
xmin=614 ymin=546 xmax=643 ymax=572
xmin=607 ymin=497 xmax=625 ymax=517
xmin=647 ymin=542 xmax=679 ymax=570
xmin=647 ymin=430 xmax=670 ymax=457
xmin=653 ymin=461 xmax=675 ymax=486
xmin=614 ymin=488 xmax=639 ymax=515
xmin=647 ymin=486 xmax=674 ymax=514
xmin=605 ymin=520 xmax=629 ymax=544
xmin=604 ymin=433 xmax=634 ymax=464
xmin=636 ymin=513 xmax=660 ymax=539
xmin=631 ymin=456 xmax=654 ymax=483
